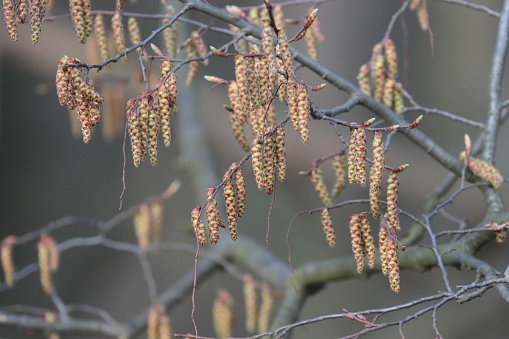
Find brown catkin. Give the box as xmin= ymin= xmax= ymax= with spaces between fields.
xmin=213 ymin=289 xmax=234 ymax=339
xmin=37 ymin=235 xmax=52 ymax=294
xmin=1 ymin=236 xmax=17 ymax=288
xmin=243 ymin=274 xmax=257 ymax=333
xmin=162 ymin=18 xmax=178 ymax=59
xmin=30 ymin=0 xmax=49 ymax=44
xmin=310 ymin=167 xmax=332 ymax=207
xmin=371 ymin=49 xmax=385 ymax=102
xmin=321 ymin=208 xmax=335 ymax=247
xmin=147 ymin=303 xmax=164 ymax=339
xmin=369 ymin=131 xmax=385 ymax=219
xmin=191 ymin=31 xmax=208 ymax=64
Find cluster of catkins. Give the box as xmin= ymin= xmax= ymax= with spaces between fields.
xmin=132 ymin=201 xmax=164 ymax=250
xmin=193 ymin=5 xmax=324 ymax=246
xmin=1 ymin=234 xmax=59 ymax=294
xmin=126 ymin=58 xmax=178 ymax=167
xmin=191 ymin=162 xmax=247 ymax=245
xmin=214 ymin=277 xmax=274 ymax=338
xmin=2 ymin=0 xmax=53 ymax=43
xmin=307 ymin=120 xmax=414 ymax=292
xmin=56 ymin=56 xmax=104 ymax=143
xmin=357 ymin=39 xmax=404 ymax=113
xmin=147 ymin=303 xmax=173 ymax=339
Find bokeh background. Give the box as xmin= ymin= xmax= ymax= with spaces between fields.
xmin=1 ymin=0 xmax=509 ymax=338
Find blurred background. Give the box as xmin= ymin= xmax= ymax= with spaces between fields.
xmin=1 ymin=0 xmax=509 ymax=338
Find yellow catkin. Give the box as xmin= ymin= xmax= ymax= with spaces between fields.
xmin=357 ymin=63 xmax=371 ymax=96
xmin=331 ymin=151 xmax=347 ymax=198
xmin=234 ymin=164 xmax=247 ymax=218
xmin=263 ymin=130 xmax=276 ymax=194
xmin=386 ymin=171 xmax=400 ymax=230
xmin=310 ymin=167 xmax=332 ymax=207
xmin=382 ymin=77 xmax=395 ymax=109
xmin=371 ymin=50 xmax=385 ymax=102
xmin=157 ymin=313 xmax=173 ymax=339
xmin=134 ymin=204 xmax=152 ymax=250
xmin=191 ymin=206 xmax=207 ymax=245
xmin=213 ymin=289 xmax=234 ymax=339
xmin=94 ymin=14 xmax=109 ymax=62
xmin=296 ymin=82 xmax=310 ymax=144
xmin=369 ymin=131 xmax=385 ymax=219
xmin=275 ymin=125 xmax=287 ymax=182
xmin=111 ymin=11 xmax=126 ymax=56
xmin=244 ymin=274 xmax=257 ymax=333
xmin=1 ymin=236 xmax=17 ymax=288
xmin=379 ymin=223 xmax=389 ymax=275
xmin=185 ymin=43 xmax=199 ymax=86
xmin=206 ymin=188 xmax=224 ymax=244
xmin=321 ymin=208 xmax=335 ymax=247
xmin=251 ymin=136 xmax=266 ymax=191
xmin=223 ymin=166 xmax=238 ymax=241
xmin=384 ymin=38 xmax=398 ymax=78
xmin=191 ymin=31 xmax=208 ymax=64
xmin=150 ymin=201 xmax=163 ymax=245
xmin=127 ymin=16 xmax=141 ymax=49
xmin=467 ymin=157 xmax=503 ymax=192
xmin=30 ymin=0 xmax=49 ymax=44
xmin=37 ymin=235 xmax=52 ymax=294
xmin=354 ymin=127 xmax=367 ymax=186
xmin=101 ymin=83 xmax=125 ymax=141
xmin=162 ymin=18 xmax=178 ymax=59
xmin=349 ymin=214 xmax=365 ymax=273
xmin=257 ymin=284 xmax=274 ymax=333
xmin=360 ymin=214 xmax=376 ymax=269
xmin=147 ymin=303 xmax=164 ymax=339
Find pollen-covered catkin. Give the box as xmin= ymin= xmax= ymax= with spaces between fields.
xmin=243 ymin=275 xmax=257 ymax=333
xmin=94 ymin=14 xmax=109 ymax=61
xmin=213 ymin=289 xmax=234 ymax=339
xmin=331 ymin=151 xmax=347 ymax=198
xmin=263 ymin=130 xmax=276 ymax=194
xmin=3 ymin=0 xmax=18 ymax=42
xmin=257 ymin=284 xmax=274 ymax=333
xmin=223 ymin=167 xmax=238 ymax=241
xmin=206 ymin=188 xmax=224 ymax=244
xmin=251 ymin=136 xmax=265 ymax=191
xmin=191 ymin=206 xmax=207 ymax=245
xmin=234 ymin=164 xmax=247 ymax=218
xmin=386 ymin=171 xmax=400 ymax=230
xmin=369 ymin=131 xmax=385 ymax=219
xmin=310 ymin=167 xmax=332 ymax=207
xmin=321 ymin=208 xmax=335 ymax=247
xmin=360 ymin=215 xmax=376 ymax=269
xmin=275 ymin=125 xmax=287 ymax=182
xmin=1 ymin=236 xmax=17 ymax=288
xmin=349 ymin=214 xmax=365 ymax=273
